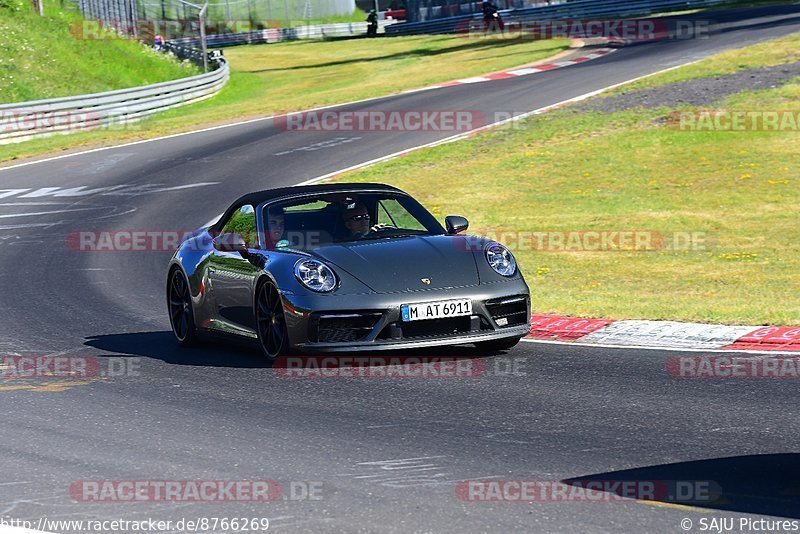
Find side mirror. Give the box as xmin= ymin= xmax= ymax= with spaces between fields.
xmin=445 ymin=215 xmax=469 ymax=234
xmin=213 ymin=233 xmax=249 ymax=258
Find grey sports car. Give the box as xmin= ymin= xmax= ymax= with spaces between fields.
xmin=166 ymin=183 xmax=530 ymax=361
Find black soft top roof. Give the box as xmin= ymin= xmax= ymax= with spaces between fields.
xmin=211 ymin=183 xmax=406 ymax=230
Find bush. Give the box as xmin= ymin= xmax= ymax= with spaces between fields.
xmin=0 ymin=0 xmax=25 ymax=11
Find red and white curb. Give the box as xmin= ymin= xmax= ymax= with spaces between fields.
xmin=524 ymin=314 xmax=800 ymax=353
xmin=401 ymin=47 xmax=616 ymax=93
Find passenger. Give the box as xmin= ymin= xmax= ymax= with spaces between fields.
xmin=266 ymin=207 xmax=286 ymax=249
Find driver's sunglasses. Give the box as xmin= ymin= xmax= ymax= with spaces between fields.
xmin=347 ymin=214 xmax=370 ymax=222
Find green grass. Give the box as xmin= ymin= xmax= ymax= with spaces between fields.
xmin=0 ymin=1 xmax=199 ymax=103
xmin=334 ymin=33 xmax=800 ymax=326
xmin=185 ymin=9 xmax=370 ymax=29
xmin=0 ymin=32 xmax=570 ymax=163
xmin=294 ymin=8 xmax=370 ymax=24
xmin=200 ymin=10 xmax=371 ymax=30
xmin=607 ymin=32 xmax=800 ymax=93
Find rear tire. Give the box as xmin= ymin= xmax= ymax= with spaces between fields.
xmin=255 ymin=280 xmax=290 ymax=362
xmin=167 ymin=267 xmax=198 ymax=346
xmin=475 ymin=336 xmax=521 ymax=353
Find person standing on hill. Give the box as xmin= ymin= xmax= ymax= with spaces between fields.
xmin=366 ymin=9 xmax=379 ymax=37
xmin=481 ymin=2 xmax=504 ymax=33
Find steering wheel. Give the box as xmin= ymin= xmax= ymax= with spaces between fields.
xmin=369 ymin=223 xmax=398 ymax=234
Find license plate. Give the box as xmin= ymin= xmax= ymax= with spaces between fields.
xmin=401 ymin=299 xmax=472 ymax=322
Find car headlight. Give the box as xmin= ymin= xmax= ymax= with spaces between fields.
xmin=485 ymin=242 xmax=517 ymax=277
xmin=294 ymin=258 xmax=337 ymax=292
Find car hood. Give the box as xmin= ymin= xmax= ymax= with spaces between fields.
xmin=309 ymin=235 xmax=480 ymax=293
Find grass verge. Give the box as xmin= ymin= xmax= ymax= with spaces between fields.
xmin=335 ymin=33 xmax=800 ymax=325
xmin=0 ymin=1 xmax=199 ymax=103
xmin=0 ymin=31 xmax=570 ymax=164
xmin=609 ymin=32 xmax=800 ymax=92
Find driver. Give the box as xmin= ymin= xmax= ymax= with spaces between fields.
xmin=342 ymin=203 xmax=394 ymax=239
xmin=342 ymin=203 xmax=371 ymax=238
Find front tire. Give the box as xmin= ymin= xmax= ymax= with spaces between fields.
xmin=167 ymin=267 xmax=198 ymax=346
xmin=475 ymin=336 xmax=522 ymax=353
xmin=255 ymin=280 xmax=290 ymax=362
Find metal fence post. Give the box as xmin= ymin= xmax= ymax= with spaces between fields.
xmin=200 ymin=1 xmax=209 ymax=72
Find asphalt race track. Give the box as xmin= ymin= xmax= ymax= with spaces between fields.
xmin=1 ymin=6 xmax=800 ymax=533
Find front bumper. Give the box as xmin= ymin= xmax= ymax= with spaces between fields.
xmin=281 ymin=281 xmax=531 ymax=353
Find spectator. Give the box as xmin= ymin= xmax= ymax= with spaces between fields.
xmin=366 ymin=9 xmax=378 ymax=37
xmin=481 ymin=2 xmax=504 ymax=32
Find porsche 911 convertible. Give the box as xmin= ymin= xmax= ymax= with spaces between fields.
xmin=167 ymin=183 xmax=530 ymax=361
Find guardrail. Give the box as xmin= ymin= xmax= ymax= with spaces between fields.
xmin=171 ymin=20 xmax=397 ymax=48
xmin=0 ymin=15 xmax=394 ymax=144
xmin=388 ymin=0 xmax=732 ymax=35
xmin=0 ymin=47 xmax=228 ymax=144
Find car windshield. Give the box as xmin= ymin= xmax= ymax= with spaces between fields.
xmin=261 ymin=192 xmax=444 ymax=251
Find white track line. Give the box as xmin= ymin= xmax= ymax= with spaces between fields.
xmin=0 ymin=87 xmax=452 ymax=173
xmin=21 ymin=49 xmax=772 ymax=354
xmin=204 ymin=58 xmax=704 ymax=229
xmin=206 ymin=55 xmax=788 ymax=354
xmin=291 ymin=56 xmax=795 ymax=355
xmin=0 ymin=46 xmax=617 ymax=173
xmin=289 ymin=58 xmax=705 ymax=190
